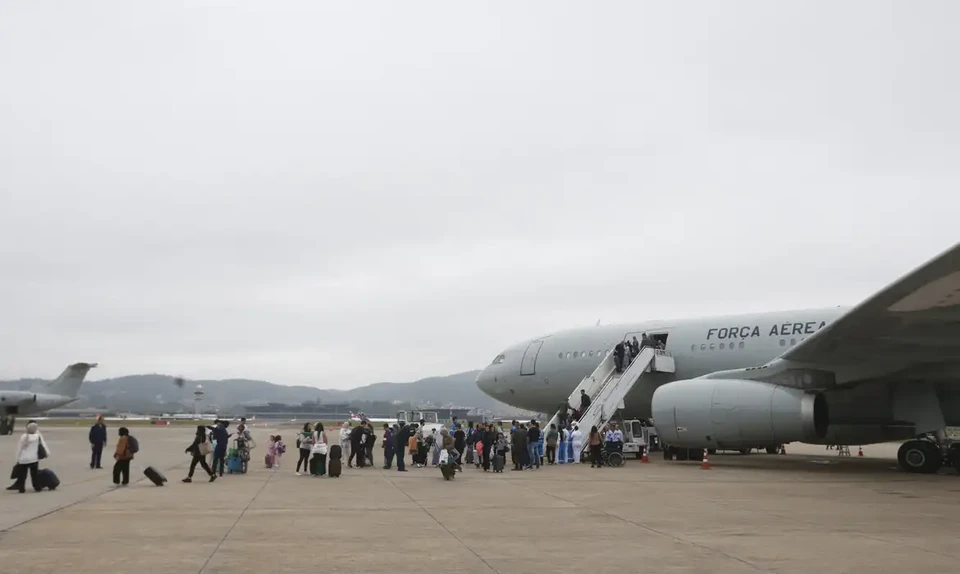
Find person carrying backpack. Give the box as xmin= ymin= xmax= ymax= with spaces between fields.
xmin=113 ymin=427 xmax=136 ymax=486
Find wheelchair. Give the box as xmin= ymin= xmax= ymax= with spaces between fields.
xmin=602 ymin=443 xmax=625 ymax=467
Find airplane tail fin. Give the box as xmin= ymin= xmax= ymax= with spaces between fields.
xmin=47 ymin=362 xmax=97 ymax=397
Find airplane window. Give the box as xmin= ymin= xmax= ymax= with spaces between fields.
xmin=709 ymin=343 xmax=715 ymax=350
xmin=719 ymin=343 xmax=725 ymax=349
xmin=691 ymin=345 xmax=696 ymax=352
xmin=588 ymin=350 xmax=594 ymax=357
xmin=565 ymin=352 xmax=571 ymax=358
xmin=739 ymin=342 xmax=745 ymax=349
xmin=730 ymin=344 xmax=735 ymax=351
xmin=581 ymin=351 xmax=586 ymax=358
xmin=558 ymin=353 xmax=563 ymax=359
xmin=490 ymin=354 xmax=505 ymax=365
xmin=790 ymin=338 xmax=797 ymax=346
xmin=598 ymin=350 xmax=603 ymax=356
xmin=573 ymin=351 xmax=579 ymax=358
xmin=779 ymin=339 xmax=786 ymax=347
xmin=700 ymin=344 xmax=706 ymax=350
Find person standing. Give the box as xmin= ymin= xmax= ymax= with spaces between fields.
xmin=339 ymin=422 xmax=352 ymax=466
xmin=481 ymin=423 xmax=495 ymax=472
xmin=113 ymin=427 xmax=134 ymax=486
xmin=545 ymin=423 xmax=559 ymax=464
xmin=614 ymin=341 xmax=625 ymax=373
xmin=382 ymin=423 xmax=395 ymax=469
xmin=183 ymin=425 xmax=216 ymax=483
xmin=579 ymin=389 xmax=592 ymax=420
xmin=207 ymin=420 xmax=230 ymax=477
xmin=453 ymin=424 xmax=466 ymax=465
xmin=310 ymin=423 xmax=329 ymax=477
xmin=349 ymin=422 xmax=366 ymax=468
xmin=571 ymin=424 xmax=584 ymax=464
xmin=7 ymin=421 xmax=49 ymax=493
xmin=364 ymin=424 xmax=377 ymax=465
xmin=511 ymin=422 xmax=528 ymax=471
xmin=295 ymin=423 xmax=313 ymax=476
xmin=89 ymin=415 xmax=107 ymax=469
xmin=589 ymin=425 xmax=604 ymax=468
xmin=394 ymin=421 xmax=411 ymax=472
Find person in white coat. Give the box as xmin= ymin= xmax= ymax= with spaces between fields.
xmin=571 ymin=424 xmax=584 ymax=464
xmin=7 ymin=421 xmax=50 ymax=493
xmin=339 ymin=422 xmax=352 ymax=465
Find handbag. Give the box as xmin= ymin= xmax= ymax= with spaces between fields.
xmin=37 ymin=440 xmax=47 ymax=460
xmin=439 ymin=449 xmax=450 ymax=465
xmin=311 ymin=442 xmax=327 ymax=455
xmin=198 ymin=441 xmax=213 ymax=456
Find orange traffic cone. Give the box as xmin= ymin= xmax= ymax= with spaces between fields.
xmin=641 ymin=445 xmax=649 ymax=463
xmin=700 ymin=448 xmax=711 ymax=470
xmin=858 ymin=446 xmax=863 ymax=457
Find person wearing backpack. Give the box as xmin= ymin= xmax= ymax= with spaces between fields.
xmin=113 ymin=427 xmax=136 ymax=486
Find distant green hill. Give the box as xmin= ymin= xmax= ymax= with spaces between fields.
xmin=0 ymin=369 xmax=520 ymax=414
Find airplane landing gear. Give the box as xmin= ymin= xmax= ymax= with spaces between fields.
xmin=897 ymin=439 xmax=942 ymax=474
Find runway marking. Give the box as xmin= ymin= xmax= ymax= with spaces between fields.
xmin=509 ymin=478 xmax=773 ymax=573
xmin=380 ymin=466 xmax=501 ymax=574
xmin=198 ymin=468 xmax=276 ymax=574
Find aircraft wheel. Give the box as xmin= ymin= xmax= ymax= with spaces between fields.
xmin=739 ymin=448 xmax=752 ymax=455
xmin=663 ymin=446 xmax=674 ymax=461
xmin=708 ymin=448 xmax=717 ymax=455
xmin=766 ymin=446 xmax=779 ymax=454
xmin=897 ymin=440 xmax=941 ymax=474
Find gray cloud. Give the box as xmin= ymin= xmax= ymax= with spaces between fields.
xmin=1 ymin=2 xmax=957 ymax=386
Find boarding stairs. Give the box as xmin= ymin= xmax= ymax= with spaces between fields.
xmin=544 ymin=347 xmax=675 ymax=454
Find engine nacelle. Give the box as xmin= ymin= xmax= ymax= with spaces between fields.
xmin=651 ymin=378 xmax=828 ymax=448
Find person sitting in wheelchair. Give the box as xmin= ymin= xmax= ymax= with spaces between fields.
xmin=604 ymin=424 xmax=624 ymax=454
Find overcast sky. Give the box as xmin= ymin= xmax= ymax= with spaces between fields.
xmin=1 ymin=2 xmax=957 ymax=387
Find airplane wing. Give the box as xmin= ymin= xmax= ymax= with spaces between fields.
xmin=780 ymin=242 xmax=960 ymax=381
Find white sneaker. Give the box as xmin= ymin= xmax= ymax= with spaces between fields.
xmin=295 ymin=472 xmax=301 ymax=476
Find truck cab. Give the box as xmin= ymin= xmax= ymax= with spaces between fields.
xmin=621 ymin=418 xmax=660 ymax=458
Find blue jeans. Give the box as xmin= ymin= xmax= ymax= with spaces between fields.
xmin=527 ymin=443 xmax=539 ymax=468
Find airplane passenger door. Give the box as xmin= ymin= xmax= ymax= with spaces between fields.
xmin=520 ymin=340 xmax=543 ymax=376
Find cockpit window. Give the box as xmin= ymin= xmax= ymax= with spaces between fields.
xmin=490 ymin=354 xmax=505 ymax=365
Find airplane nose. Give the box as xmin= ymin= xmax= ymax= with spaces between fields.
xmin=475 ymin=367 xmax=494 ymax=394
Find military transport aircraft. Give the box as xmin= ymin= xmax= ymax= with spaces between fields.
xmin=476 ymin=242 xmax=960 ymax=474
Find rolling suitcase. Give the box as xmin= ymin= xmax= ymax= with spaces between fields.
xmin=143 ymin=466 xmax=167 ymax=486
xmin=493 ymin=454 xmax=505 ymax=473
xmin=264 ymin=453 xmax=274 ymax=468
xmin=327 ymin=444 xmax=341 ymax=477
xmin=440 ymin=463 xmax=456 ymax=480
xmin=37 ymin=468 xmax=60 ymax=491
xmin=227 ymin=455 xmax=244 ymax=474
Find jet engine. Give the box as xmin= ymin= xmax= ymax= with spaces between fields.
xmin=651 ymin=379 xmax=829 ymax=448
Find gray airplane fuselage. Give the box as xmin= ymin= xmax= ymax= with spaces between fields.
xmin=476 ymin=307 xmax=847 ymax=417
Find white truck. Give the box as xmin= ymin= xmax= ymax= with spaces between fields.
xmin=397 ymin=410 xmax=445 ymax=437
xmin=620 ymin=419 xmax=659 ymax=458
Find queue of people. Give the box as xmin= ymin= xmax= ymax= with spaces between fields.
xmin=6 ymin=414 xmax=633 ymax=496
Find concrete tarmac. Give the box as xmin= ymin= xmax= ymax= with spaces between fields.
xmin=2 ymin=426 xmax=959 ymax=574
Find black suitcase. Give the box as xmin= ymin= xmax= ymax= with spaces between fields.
xmin=440 ymin=463 xmax=456 ymax=480
xmin=328 ymin=456 xmax=341 ymax=478
xmin=493 ymin=454 xmax=505 ymax=473
xmin=38 ymin=468 xmax=60 ymax=490
xmin=328 ymin=444 xmax=342 ymax=460
xmin=143 ymin=466 xmax=167 ymax=486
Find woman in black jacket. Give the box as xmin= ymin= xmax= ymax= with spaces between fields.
xmin=183 ymin=425 xmax=217 ymax=483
